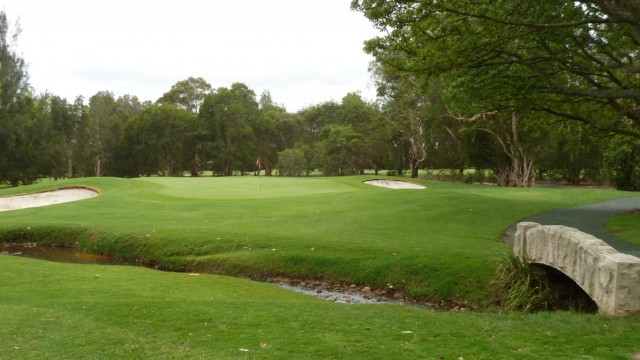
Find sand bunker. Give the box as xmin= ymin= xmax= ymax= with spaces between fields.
xmin=363 ymin=179 xmax=426 ymax=190
xmin=0 ymin=188 xmax=99 ymax=212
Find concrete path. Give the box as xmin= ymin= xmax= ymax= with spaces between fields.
xmin=504 ymin=196 xmax=640 ymax=257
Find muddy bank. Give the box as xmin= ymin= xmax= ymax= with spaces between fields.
xmin=1 ymin=242 xmax=117 ymax=265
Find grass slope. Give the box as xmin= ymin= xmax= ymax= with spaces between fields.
xmin=608 ymin=210 xmax=640 ymax=245
xmin=1 ymin=177 xmax=639 ymax=359
xmin=0 ymin=176 xmax=633 ymax=304
xmin=1 ymin=256 xmax=639 ymax=359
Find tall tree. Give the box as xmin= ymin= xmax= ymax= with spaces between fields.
xmin=0 ymin=11 xmax=33 ymax=186
xmin=352 ymin=0 xmax=640 ymax=139
xmin=199 ymin=83 xmax=259 ymax=175
xmin=157 ymin=77 xmax=212 ymax=114
xmin=373 ymin=60 xmax=449 ymax=178
xmin=119 ymin=104 xmax=197 ymax=177
xmin=317 ymin=124 xmax=367 ymax=176
xmin=49 ymin=95 xmax=86 ymax=178
xmin=87 ymin=91 xmax=116 ymax=177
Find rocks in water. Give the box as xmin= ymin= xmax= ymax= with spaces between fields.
xmin=266 ymin=277 xmax=478 ymax=311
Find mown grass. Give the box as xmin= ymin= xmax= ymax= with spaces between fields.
xmin=608 ymin=210 xmax=640 ymax=245
xmin=1 ymin=255 xmax=639 ymax=359
xmin=0 ymin=176 xmax=634 ymax=304
xmin=1 ymin=176 xmax=639 ymax=358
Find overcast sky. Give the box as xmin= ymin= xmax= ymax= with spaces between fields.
xmin=2 ymin=0 xmax=381 ymax=112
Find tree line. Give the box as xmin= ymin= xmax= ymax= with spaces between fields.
xmin=1 ymin=5 xmax=639 ymax=190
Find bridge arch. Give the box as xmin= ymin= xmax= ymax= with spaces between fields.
xmin=514 ymin=222 xmax=640 ymax=316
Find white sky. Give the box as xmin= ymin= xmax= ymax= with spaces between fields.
xmin=2 ymin=0 xmax=381 ymax=112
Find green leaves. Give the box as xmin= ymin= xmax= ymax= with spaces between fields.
xmin=353 ymin=0 xmax=640 ymax=138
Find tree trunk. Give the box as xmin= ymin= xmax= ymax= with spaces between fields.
xmin=95 ymin=156 xmax=102 ymax=177
xmin=410 ymin=156 xmax=419 ymax=178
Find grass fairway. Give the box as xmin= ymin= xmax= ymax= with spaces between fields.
xmin=2 ymin=256 xmax=640 ymax=359
xmin=1 ymin=176 xmax=639 ymax=358
xmin=0 ymin=176 xmax=635 ymax=302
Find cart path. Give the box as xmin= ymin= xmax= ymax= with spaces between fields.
xmin=504 ymin=196 xmax=640 ymax=258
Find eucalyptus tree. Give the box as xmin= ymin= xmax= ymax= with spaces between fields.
xmin=49 ymin=95 xmax=87 ymax=178
xmin=371 ymin=59 xmax=450 ymax=178
xmin=85 ymin=92 xmax=144 ymax=176
xmin=119 ymin=104 xmax=197 ymax=177
xmin=351 ymin=0 xmax=640 ymax=140
xmin=255 ymin=90 xmax=287 ymax=175
xmin=87 ymin=91 xmax=116 ymax=177
xmin=156 ymin=77 xmax=212 ymax=114
xmin=317 ymin=124 xmax=367 ymax=176
xmin=0 ymin=11 xmax=33 ymax=186
xmin=199 ymin=83 xmax=259 ymax=175
xmin=298 ymin=101 xmax=341 ymax=145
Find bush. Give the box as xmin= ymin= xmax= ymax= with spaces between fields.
xmin=276 ymin=148 xmax=306 ymax=177
xmin=606 ymin=137 xmax=640 ymax=191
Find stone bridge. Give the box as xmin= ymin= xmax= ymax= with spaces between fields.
xmin=514 ymin=222 xmax=640 ymax=316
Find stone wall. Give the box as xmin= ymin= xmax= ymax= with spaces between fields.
xmin=514 ymin=222 xmax=640 ymax=316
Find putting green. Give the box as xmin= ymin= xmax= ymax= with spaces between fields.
xmin=135 ymin=176 xmax=367 ymax=200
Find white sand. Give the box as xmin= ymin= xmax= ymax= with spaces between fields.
xmin=0 ymin=188 xmax=99 ymax=212
xmin=363 ymin=179 xmax=426 ymax=190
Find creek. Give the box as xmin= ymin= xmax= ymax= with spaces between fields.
xmin=1 ymin=243 xmax=119 ymax=265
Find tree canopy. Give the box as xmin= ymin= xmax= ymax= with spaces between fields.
xmin=351 ymin=0 xmax=640 ymax=139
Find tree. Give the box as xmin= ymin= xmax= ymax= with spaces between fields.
xmin=49 ymin=95 xmax=86 ymax=178
xmin=119 ymin=104 xmax=197 ymax=177
xmin=0 ymin=11 xmax=33 ymax=186
xmin=87 ymin=91 xmax=116 ymax=177
xmin=298 ymin=101 xmax=341 ymax=145
xmin=317 ymin=124 xmax=367 ymax=176
xmin=256 ymin=91 xmax=287 ymax=175
xmin=351 ymin=0 xmax=640 ymax=139
xmin=82 ymin=93 xmax=144 ymax=177
xmin=457 ymin=111 xmax=547 ymax=187
xmin=605 ymin=136 xmax=640 ymax=191
xmin=157 ymin=77 xmax=212 ymax=114
xmin=199 ymin=83 xmax=259 ymax=175
xmin=276 ymin=147 xmax=306 ymax=177
xmin=373 ymin=60 xmax=449 ymax=178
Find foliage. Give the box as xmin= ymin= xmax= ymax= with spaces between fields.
xmin=537 ymin=122 xmax=607 ymax=185
xmin=199 ymin=83 xmax=259 ymax=175
xmin=605 ymin=136 xmax=640 ymax=191
xmin=276 ymin=147 xmax=306 ymax=177
xmin=493 ymin=253 xmax=555 ymax=312
xmin=317 ymin=124 xmax=367 ymax=176
xmin=156 ymin=76 xmax=212 ymax=114
xmin=351 ymin=0 xmax=640 ymax=139
xmin=0 ymin=11 xmax=33 ymax=186
xmin=118 ymin=104 xmax=197 ymax=176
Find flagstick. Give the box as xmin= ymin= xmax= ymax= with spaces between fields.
xmin=256 ymin=157 xmax=262 ymax=191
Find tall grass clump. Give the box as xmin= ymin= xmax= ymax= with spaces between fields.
xmin=493 ymin=252 xmax=555 ymax=312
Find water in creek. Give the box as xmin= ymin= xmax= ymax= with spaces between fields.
xmin=1 ymin=243 xmax=118 ymax=265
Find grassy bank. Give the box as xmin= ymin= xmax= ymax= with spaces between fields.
xmin=1 ymin=255 xmax=639 ymax=359
xmin=609 ymin=209 xmax=640 ymax=245
xmin=1 ymin=176 xmax=639 ymax=358
xmin=0 ymin=176 xmax=633 ymax=304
